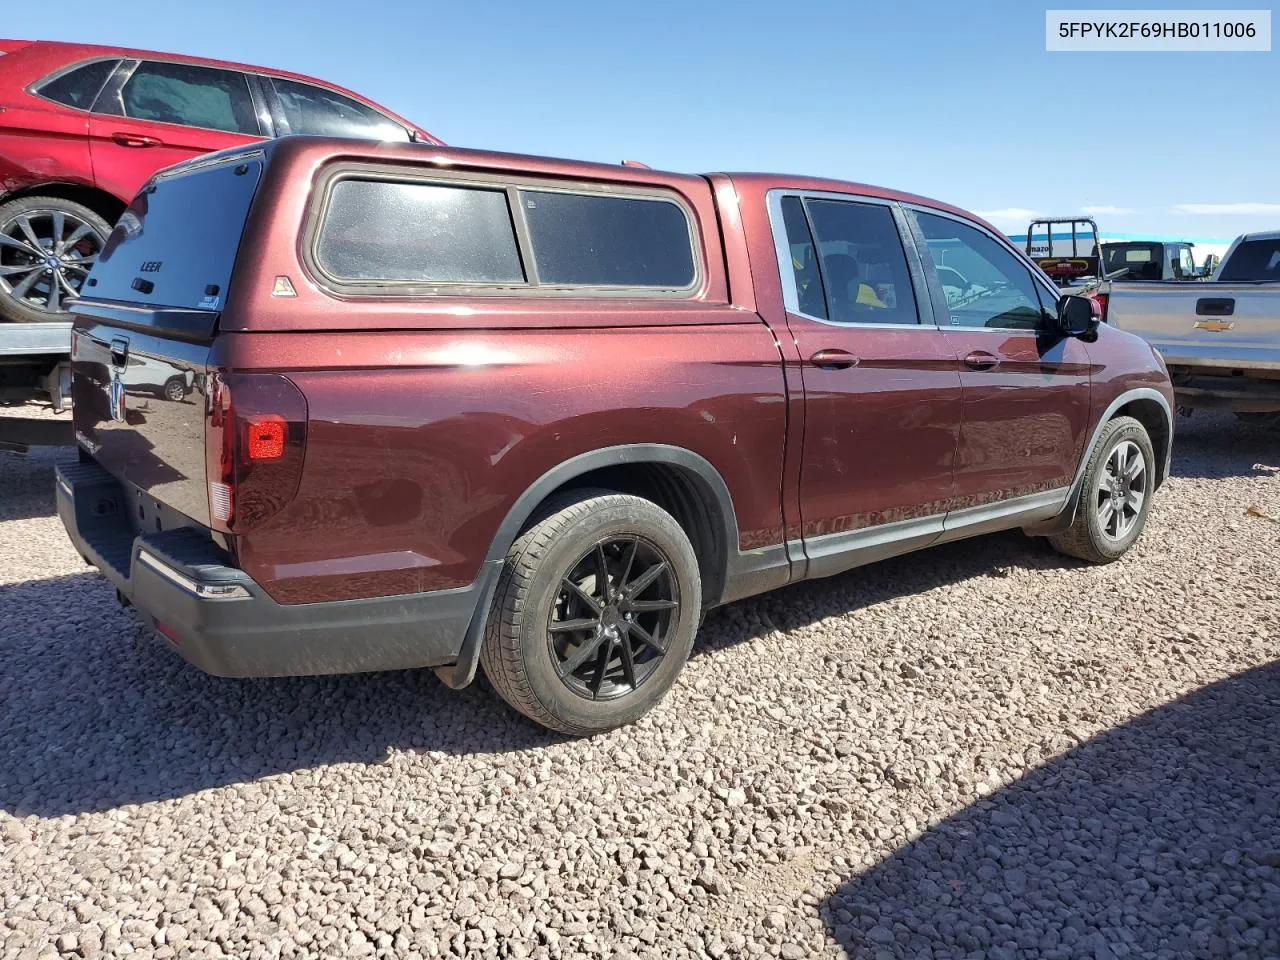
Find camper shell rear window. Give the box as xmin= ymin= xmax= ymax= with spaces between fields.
xmin=86 ymin=153 xmax=263 ymax=312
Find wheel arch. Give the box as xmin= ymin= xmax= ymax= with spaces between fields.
xmin=1024 ymin=387 xmax=1173 ymax=537
xmin=1113 ymin=395 xmax=1172 ymax=491
xmin=2 ymin=182 xmax=127 ymax=229
xmin=435 ymin=444 xmax=744 ymax=693
xmin=484 ymin=444 xmax=740 ymax=609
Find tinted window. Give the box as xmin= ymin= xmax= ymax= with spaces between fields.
xmin=271 ymin=78 xmax=408 ymax=141
xmin=37 ymin=59 xmax=117 ymax=109
xmin=89 ymin=157 xmax=263 ymax=312
xmin=803 ymin=199 xmax=918 ymax=325
xmin=121 ymin=61 xmax=259 ymax=135
xmin=522 ymin=191 xmax=695 ymax=288
xmin=780 ymin=196 xmax=827 ymax=319
xmin=914 ymin=212 xmax=1047 ymax=330
xmin=1218 ymin=239 xmax=1280 ymax=282
xmin=1102 ymin=242 xmax=1159 ymax=267
xmin=316 ymin=179 xmax=524 ymax=284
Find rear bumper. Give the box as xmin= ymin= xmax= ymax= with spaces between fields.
xmin=56 ymin=459 xmax=498 ymax=678
xmin=1165 ymin=365 xmax=1280 ymax=412
xmin=1152 ymin=342 xmax=1280 ymax=372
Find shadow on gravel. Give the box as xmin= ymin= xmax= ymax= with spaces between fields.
xmin=0 ymin=449 xmax=62 ymax=521
xmin=0 ymin=572 xmax=553 ymax=817
xmin=1 ymin=530 xmax=1072 ymax=816
xmin=823 ymin=662 xmax=1280 ymax=959
xmin=1168 ymin=412 xmax=1280 ymax=481
xmin=696 ymin=529 xmax=1075 ymax=659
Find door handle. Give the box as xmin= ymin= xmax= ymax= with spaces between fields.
xmin=111 ymin=132 xmax=162 ymax=148
xmin=1195 ymin=297 xmax=1234 ymax=316
xmin=809 ymin=348 xmax=859 ymax=370
xmin=964 ymin=351 xmax=998 ymax=371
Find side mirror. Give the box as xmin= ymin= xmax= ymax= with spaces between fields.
xmin=1057 ymin=294 xmax=1101 ymax=339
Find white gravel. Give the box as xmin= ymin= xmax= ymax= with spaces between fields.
xmin=1 ymin=411 xmax=1277 ymax=960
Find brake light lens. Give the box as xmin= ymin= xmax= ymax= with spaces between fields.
xmin=1090 ymin=292 xmax=1109 ymax=322
xmin=206 ymin=373 xmax=307 ymax=534
xmin=245 ymin=417 xmax=286 ymax=461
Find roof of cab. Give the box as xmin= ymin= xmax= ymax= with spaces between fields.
xmin=719 ymin=172 xmax=993 ymax=231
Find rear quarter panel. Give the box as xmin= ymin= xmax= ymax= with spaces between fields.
xmin=217 ymin=323 xmax=787 ymax=604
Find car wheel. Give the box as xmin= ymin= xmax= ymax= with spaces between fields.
xmin=163 ymin=377 xmax=187 ymax=402
xmin=1049 ymin=415 xmax=1156 ymax=564
xmin=0 ymin=196 xmax=111 ymax=323
xmin=480 ymin=491 xmax=702 ymax=735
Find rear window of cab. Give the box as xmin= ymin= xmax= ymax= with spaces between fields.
xmin=309 ymin=170 xmax=701 ymax=296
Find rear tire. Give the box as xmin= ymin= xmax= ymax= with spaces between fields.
xmin=1049 ymin=416 xmax=1155 ymax=564
xmin=480 ymin=492 xmax=701 ymax=735
xmin=0 ymin=196 xmax=110 ymax=323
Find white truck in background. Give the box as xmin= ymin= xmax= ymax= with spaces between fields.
xmin=1101 ymin=230 xmax=1280 ymax=422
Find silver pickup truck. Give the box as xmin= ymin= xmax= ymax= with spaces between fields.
xmin=1101 ymin=230 xmax=1280 ymax=421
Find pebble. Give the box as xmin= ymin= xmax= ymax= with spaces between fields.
xmin=0 ymin=412 xmax=1276 ymax=959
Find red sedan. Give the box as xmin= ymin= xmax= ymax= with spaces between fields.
xmin=0 ymin=38 xmax=441 ymax=322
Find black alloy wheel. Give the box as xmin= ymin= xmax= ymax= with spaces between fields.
xmin=549 ymin=536 xmax=679 ymax=700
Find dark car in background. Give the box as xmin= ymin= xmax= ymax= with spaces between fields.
xmin=0 ymin=38 xmax=441 ymax=323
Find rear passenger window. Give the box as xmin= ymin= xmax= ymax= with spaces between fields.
xmin=521 ymin=191 xmax=695 ymax=288
xmin=121 ymin=61 xmax=259 ymax=135
xmin=270 ymin=78 xmax=409 ymax=142
xmin=780 ymin=196 xmax=827 ymax=319
xmin=37 ymin=60 xmax=118 ymax=109
xmin=803 ymin=199 xmax=919 ymax=325
xmin=316 ymin=179 xmax=525 ymax=284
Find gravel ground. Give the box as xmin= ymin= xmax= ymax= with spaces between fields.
xmin=1 ymin=411 xmax=1277 ymax=960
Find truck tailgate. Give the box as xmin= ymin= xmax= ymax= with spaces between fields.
xmin=68 ymin=149 xmax=265 ymax=527
xmin=1107 ymin=282 xmax=1280 ymax=370
xmin=72 ymin=317 xmax=211 ymax=525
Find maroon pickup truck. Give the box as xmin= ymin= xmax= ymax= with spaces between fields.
xmin=57 ymin=138 xmax=1174 ymax=734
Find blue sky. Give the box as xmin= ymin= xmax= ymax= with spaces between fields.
xmin=10 ymin=0 xmax=1276 ymax=241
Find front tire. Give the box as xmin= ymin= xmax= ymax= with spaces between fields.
xmin=1049 ymin=415 xmax=1155 ymax=564
xmin=480 ymin=492 xmax=702 ymax=735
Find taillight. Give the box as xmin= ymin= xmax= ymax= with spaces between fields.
xmin=1090 ymin=292 xmax=1109 ymax=323
xmin=245 ymin=416 xmax=286 ymax=461
xmin=205 ymin=373 xmax=307 ymax=534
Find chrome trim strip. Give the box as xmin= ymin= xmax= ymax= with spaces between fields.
xmin=803 ymin=512 xmax=946 ymax=580
xmin=937 ymin=487 xmax=1070 ymax=544
xmin=805 ymin=511 xmax=946 ymax=553
xmin=136 ymin=551 xmax=251 ymax=600
xmin=799 ymin=487 xmax=1074 ymax=580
